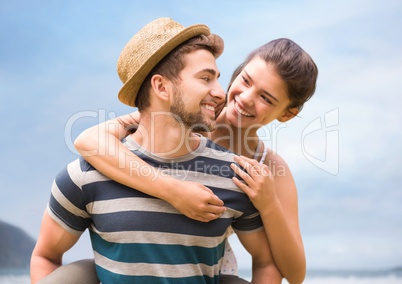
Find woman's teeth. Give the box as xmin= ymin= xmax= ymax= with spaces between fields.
xmin=235 ymin=102 xmax=253 ymax=117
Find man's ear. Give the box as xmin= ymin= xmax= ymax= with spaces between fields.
xmin=277 ymin=107 xmax=299 ymax=122
xmin=150 ymin=74 xmax=170 ymax=103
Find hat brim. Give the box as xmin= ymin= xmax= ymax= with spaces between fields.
xmin=118 ymin=24 xmax=211 ymax=107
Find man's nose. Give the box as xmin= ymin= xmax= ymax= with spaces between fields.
xmin=210 ymin=82 xmax=225 ymax=101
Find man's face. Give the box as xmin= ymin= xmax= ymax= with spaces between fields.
xmin=170 ymin=49 xmax=225 ymax=132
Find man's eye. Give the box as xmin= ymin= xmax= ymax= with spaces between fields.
xmin=242 ymin=76 xmax=250 ymax=86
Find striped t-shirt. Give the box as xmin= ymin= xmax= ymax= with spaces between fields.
xmin=48 ymin=135 xmax=263 ymax=284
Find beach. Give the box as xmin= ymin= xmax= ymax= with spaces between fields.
xmin=4 ymin=270 xmax=401 ymax=284
xmin=1 ymin=276 xmax=401 ymax=284
xmin=240 ymin=269 xmax=402 ymax=284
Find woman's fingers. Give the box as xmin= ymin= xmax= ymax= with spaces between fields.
xmin=177 ymin=182 xmax=225 ymax=222
xmin=230 ymin=162 xmax=255 ymax=186
xmin=207 ymin=192 xmax=225 ymax=206
xmin=233 ymin=155 xmax=271 ymax=178
xmin=192 ymin=204 xmax=226 ymax=222
xmin=231 ymin=155 xmax=275 ymax=205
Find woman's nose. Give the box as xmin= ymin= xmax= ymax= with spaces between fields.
xmin=239 ymin=89 xmax=254 ymax=107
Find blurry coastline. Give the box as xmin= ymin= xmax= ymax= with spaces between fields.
xmin=238 ymin=268 xmax=402 ymax=284
xmin=2 ymin=268 xmax=401 ymax=284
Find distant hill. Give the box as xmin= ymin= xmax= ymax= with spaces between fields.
xmin=0 ymin=220 xmax=35 ymax=269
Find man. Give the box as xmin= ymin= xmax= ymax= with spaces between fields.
xmin=31 ymin=18 xmax=275 ymax=283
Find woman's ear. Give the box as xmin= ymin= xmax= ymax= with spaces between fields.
xmin=150 ymin=74 xmax=170 ymax=103
xmin=277 ymin=107 xmax=299 ymax=122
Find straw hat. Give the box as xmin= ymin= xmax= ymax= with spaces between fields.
xmin=117 ymin=17 xmax=221 ymax=107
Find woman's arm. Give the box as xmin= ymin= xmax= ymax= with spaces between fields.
xmin=231 ymin=154 xmax=306 ymax=284
xmin=237 ymin=229 xmax=282 ymax=284
xmin=74 ymin=112 xmax=226 ymax=222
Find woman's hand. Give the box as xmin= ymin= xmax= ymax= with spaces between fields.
xmin=231 ymin=155 xmax=306 ymax=283
xmin=167 ymin=180 xmax=226 ymax=222
xmin=230 ymin=155 xmax=278 ymax=210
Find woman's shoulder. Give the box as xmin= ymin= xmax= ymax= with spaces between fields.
xmin=263 ymin=147 xmax=287 ymax=164
xmin=261 ymin=147 xmax=294 ymax=179
xmin=260 ymin=148 xmax=298 ymax=198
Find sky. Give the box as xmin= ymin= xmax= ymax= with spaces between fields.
xmin=1 ymin=0 xmax=401 ymax=273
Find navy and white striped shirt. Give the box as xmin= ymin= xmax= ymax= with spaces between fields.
xmin=48 ymin=135 xmax=263 ymax=283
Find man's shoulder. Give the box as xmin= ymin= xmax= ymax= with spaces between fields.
xmin=64 ymin=157 xmax=96 ymax=174
xmin=55 ymin=157 xmax=107 ymax=187
xmin=203 ymin=137 xmax=233 ymax=154
xmin=199 ymin=137 xmax=235 ymax=164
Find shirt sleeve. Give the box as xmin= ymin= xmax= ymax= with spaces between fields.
xmin=231 ymin=201 xmax=263 ymax=232
xmin=48 ymin=159 xmax=91 ymax=235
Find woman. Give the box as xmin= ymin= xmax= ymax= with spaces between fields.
xmin=74 ymin=38 xmax=318 ymax=283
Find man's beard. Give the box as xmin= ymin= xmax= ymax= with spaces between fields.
xmin=170 ymin=87 xmax=216 ymax=132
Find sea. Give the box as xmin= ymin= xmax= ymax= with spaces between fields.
xmin=246 ymin=269 xmax=402 ymax=284
xmin=1 ymin=269 xmax=401 ymax=283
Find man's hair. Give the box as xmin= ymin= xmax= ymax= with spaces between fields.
xmin=228 ymin=38 xmax=318 ymax=112
xmin=135 ymin=34 xmax=222 ymax=111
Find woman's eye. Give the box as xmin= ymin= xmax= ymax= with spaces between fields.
xmin=202 ymin=77 xmax=210 ymax=82
xmin=261 ymin=95 xmax=272 ymax=105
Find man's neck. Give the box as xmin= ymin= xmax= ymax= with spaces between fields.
xmin=130 ymin=113 xmax=201 ymax=158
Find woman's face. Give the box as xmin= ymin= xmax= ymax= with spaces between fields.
xmin=225 ymin=57 xmax=296 ymax=129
